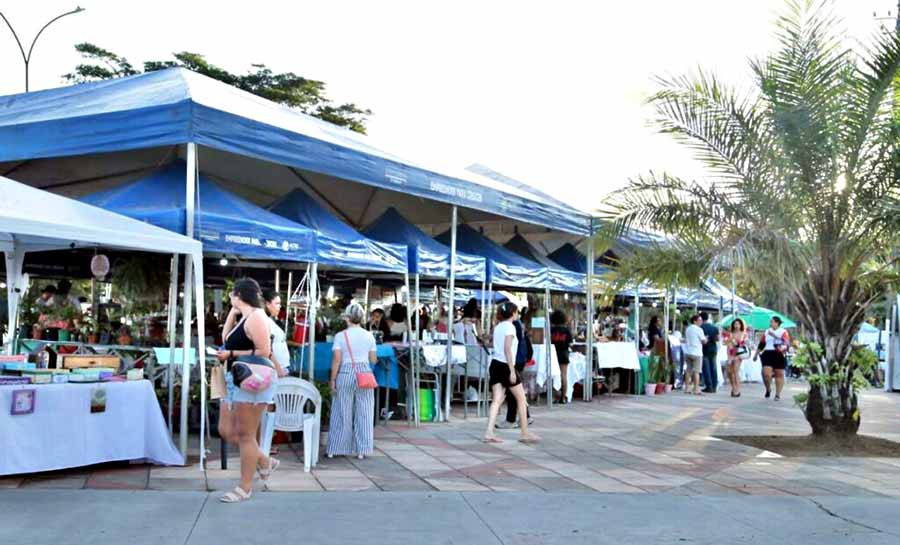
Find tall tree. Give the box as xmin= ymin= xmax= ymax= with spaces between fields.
xmin=63 ymin=44 xmax=371 ymax=134
xmin=598 ymin=0 xmax=900 ymax=437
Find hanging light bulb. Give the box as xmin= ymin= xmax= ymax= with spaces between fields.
xmin=327 ymin=285 xmax=335 ymax=299
xmin=219 ymin=257 xmax=228 ymax=267
xmin=0 ymin=282 xmax=6 ymax=289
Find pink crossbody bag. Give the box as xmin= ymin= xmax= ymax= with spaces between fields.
xmin=344 ymin=331 xmax=377 ymax=389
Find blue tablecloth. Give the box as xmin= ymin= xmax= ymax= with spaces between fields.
xmin=307 ymin=342 xmax=399 ymax=389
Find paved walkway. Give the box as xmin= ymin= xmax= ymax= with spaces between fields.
xmin=3 ymin=489 xmax=900 ymax=545
xmin=3 ymin=382 xmax=899 ymax=497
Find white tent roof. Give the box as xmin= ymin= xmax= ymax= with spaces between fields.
xmin=0 ymin=175 xmax=201 ymax=256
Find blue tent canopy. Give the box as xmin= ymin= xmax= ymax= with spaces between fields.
xmin=0 ymin=68 xmax=591 ymax=237
xmin=504 ymin=234 xmax=585 ymax=293
xmin=362 ymin=207 xmax=486 ymax=281
xmin=268 ymin=190 xmax=407 ymax=274
xmin=435 ymin=225 xmax=547 ymax=290
xmin=548 ymin=243 xmax=589 ymax=273
xmin=80 ymin=163 xmax=317 ymax=262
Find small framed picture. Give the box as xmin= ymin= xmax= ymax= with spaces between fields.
xmin=11 ymin=389 xmax=36 ymax=416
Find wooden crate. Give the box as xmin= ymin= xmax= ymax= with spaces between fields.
xmin=60 ymin=354 xmax=120 ymax=370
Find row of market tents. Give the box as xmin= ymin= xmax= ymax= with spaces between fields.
xmin=0 ymin=67 xmax=754 ymax=308
xmin=0 ymin=65 xmax=767 ymax=465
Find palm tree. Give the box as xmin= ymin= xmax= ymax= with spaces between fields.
xmin=598 ymin=0 xmax=900 ymax=437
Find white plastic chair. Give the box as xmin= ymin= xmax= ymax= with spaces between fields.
xmin=260 ymin=377 xmax=321 ymax=472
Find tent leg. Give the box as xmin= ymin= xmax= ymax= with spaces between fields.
xmin=404 ymin=272 xmax=414 ymax=426
xmin=308 ymin=263 xmax=318 ymax=381
xmin=364 ymin=279 xmax=371 ymax=317
xmin=180 ymin=255 xmax=194 ymax=458
xmin=193 ymin=257 xmax=207 ymax=470
xmin=166 ymin=255 xmax=179 ymax=436
xmin=545 ymin=287 xmax=553 ymax=409
xmin=286 ymin=271 xmax=293 ymax=362
xmin=414 ymin=273 xmax=421 ymax=427
xmin=445 ymin=206 xmax=458 ymax=422
xmin=3 ymin=244 xmax=25 ymax=356
xmin=585 ymin=232 xmax=594 ymax=402
xmin=484 ymin=281 xmax=493 ymax=417
xmin=179 ymin=142 xmax=197 ymax=459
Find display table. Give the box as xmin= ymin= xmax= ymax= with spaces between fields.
xmin=420 ymin=344 xmax=468 ymax=368
xmin=530 ymin=343 xmax=561 ymax=391
xmin=312 ymin=342 xmax=399 ymax=388
xmin=0 ymin=380 xmax=183 ymax=476
xmin=594 ymin=342 xmax=641 ymax=370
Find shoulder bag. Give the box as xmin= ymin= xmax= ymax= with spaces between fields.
xmin=231 ymin=354 xmax=275 ymax=393
xmin=344 ymin=330 xmax=377 ymax=389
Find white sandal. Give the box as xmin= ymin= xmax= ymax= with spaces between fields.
xmin=258 ymin=457 xmax=280 ymax=490
xmin=220 ymin=486 xmax=252 ymax=503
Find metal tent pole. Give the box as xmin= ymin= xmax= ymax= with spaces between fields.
xmin=308 ymin=262 xmax=319 ymax=381
xmin=484 ymin=280 xmax=493 ymax=415
xmin=545 ymin=286 xmax=553 ymax=408
xmin=478 ymin=276 xmax=486 ymax=416
xmin=193 ymin=256 xmax=208 ymax=469
xmin=585 ymin=233 xmax=595 ymax=401
xmin=634 ymin=286 xmax=640 ymax=351
xmin=364 ymin=279 xmax=371 ymax=316
xmin=404 ymin=271 xmax=414 ymax=425
xmin=445 ymin=206 xmax=458 ymax=422
xmin=166 ymin=255 xmax=179 ymax=436
xmin=286 ymin=271 xmax=293 ymax=365
xmin=3 ymin=244 xmax=25 ymax=355
xmin=414 ymin=273 xmax=421 ymax=426
xmin=180 ymin=143 xmax=197 ymax=458
xmin=275 ymin=269 xmax=281 ymax=294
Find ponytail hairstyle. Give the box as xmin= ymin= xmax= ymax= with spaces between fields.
xmin=497 ymin=301 xmax=518 ymax=321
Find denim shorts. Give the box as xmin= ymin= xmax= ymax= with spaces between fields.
xmin=225 ymin=370 xmax=276 ymax=406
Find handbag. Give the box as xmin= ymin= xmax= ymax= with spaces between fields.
xmin=210 ymin=365 xmax=227 ymax=400
xmin=231 ymin=354 xmax=275 ymax=393
xmin=344 ymin=330 xmax=377 ymax=389
xmin=736 ymin=344 xmax=751 ymax=360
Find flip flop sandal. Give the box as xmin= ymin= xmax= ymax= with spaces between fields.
xmin=259 ymin=457 xmax=280 ymax=490
xmin=482 ymin=437 xmax=503 ymax=444
xmin=220 ymin=486 xmax=252 ymax=503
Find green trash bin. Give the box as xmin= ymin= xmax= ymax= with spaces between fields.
xmin=418 ymin=389 xmax=435 ymax=422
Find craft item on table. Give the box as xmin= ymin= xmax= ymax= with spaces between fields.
xmin=126 ymin=368 xmax=144 ymax=381
xmin=0 ymin=377 xmax=31 ymax=385
xmin=60 ymin=354 xmax=120 ymax=370
xmin=68 ymin=373 xmax=100 ymax=383
xmin=1 ymin=361 xmax=37 ymax=373
xmin=51 ymin=374 xmax=69 ymax=384
xmin=90 ymin=386 xmax=106 ymax=413
xmin=10 ymin=389 xmax=36 ymax=415
xmin=102 ymin=376 xmax=126 ymax=382
xmin=0 ymin=355 xmax=27 ymax=365
xmin=27 ymin=373 xmax=52 ymax=384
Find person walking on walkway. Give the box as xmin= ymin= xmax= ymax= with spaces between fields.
xmin=699 ymin=311 xmax=719 ymax=393
xmin=497 ymin=307 xmax=533 ymax=428
xmin=756 ymin=316 xmax=790 ymax=400
xmin=327 ymin=303 xmax=377 ymax=460
xmin=684 ymin=314 xmax=707 ymax=395
xmin=216 ymin=278 xmax=279 ymax=503
xmin=723 ymin=318 xmax=749 ymax=398
xmin=550 ymin=310 xmax=573 ymax=404
xmin=484 ymin=302 xmax=539 ymax=444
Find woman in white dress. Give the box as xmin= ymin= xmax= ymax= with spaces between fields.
xmin=262 ymin=289 xmax=289 ymax=378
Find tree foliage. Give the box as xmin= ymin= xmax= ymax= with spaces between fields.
xmin=63 ymin=44 xmax=372 ymax=134
xmin=597 ymin=0 xmax=900 ymax=435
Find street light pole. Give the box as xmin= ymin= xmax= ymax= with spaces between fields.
xmin=0 ymin=6 xmax=85 ymax=92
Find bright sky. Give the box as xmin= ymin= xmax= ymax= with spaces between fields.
xmin=0 ymin=0 xmax=893 ymax=211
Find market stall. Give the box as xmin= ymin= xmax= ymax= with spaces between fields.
xmin=1 ymin=175 xmax=205 ymax=474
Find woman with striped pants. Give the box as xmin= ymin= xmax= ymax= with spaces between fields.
xmin=327 ymin=303 xmax=376 ymax=460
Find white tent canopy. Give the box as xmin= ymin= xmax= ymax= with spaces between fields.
xmin=1 ymin=175 xmax=207 ymax=464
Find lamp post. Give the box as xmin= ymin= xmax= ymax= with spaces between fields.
xmin=1 ymin=6 xmax=85 ymax=92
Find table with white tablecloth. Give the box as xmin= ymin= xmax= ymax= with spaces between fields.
xmin=594 ymin=342 xmax=641 ymax=370
xmin=420 ymin=344 xmax=468 ymax=367
xmin=0 ymin=380 xmax=183 ymax=476
xmin=529 ymin=343 xmax=561 ymax=391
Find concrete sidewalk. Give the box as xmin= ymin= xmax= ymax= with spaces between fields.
xmin=2 ymin=489 xmax=899 ymax=545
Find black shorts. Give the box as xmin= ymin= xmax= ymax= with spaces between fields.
xmin=489 ymin=359 xmax=519 ymax=388
xmin=760 ymin=350 xmax=787 ymax=370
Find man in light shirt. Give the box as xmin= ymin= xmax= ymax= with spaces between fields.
xmin=684 ymin=314 xmax=707 ymax=395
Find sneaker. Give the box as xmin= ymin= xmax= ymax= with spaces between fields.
xmin=774 ymin=395 xmax=781 ymax=401
xmin=527 ymin=416 xmax=535 ymax=425
xmin=495 ymin=420 xmax=517 ymax=429
xmin=765 ymin=390 xmax=771 ymax=399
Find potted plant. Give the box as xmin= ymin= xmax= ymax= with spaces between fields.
xmin=654 ymin=357 xmax=670 ymax=394
xmin=82 ymin=316 xmax=100 ymax=344
xmin=644 ymin=355 xmax=658 ymax=395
